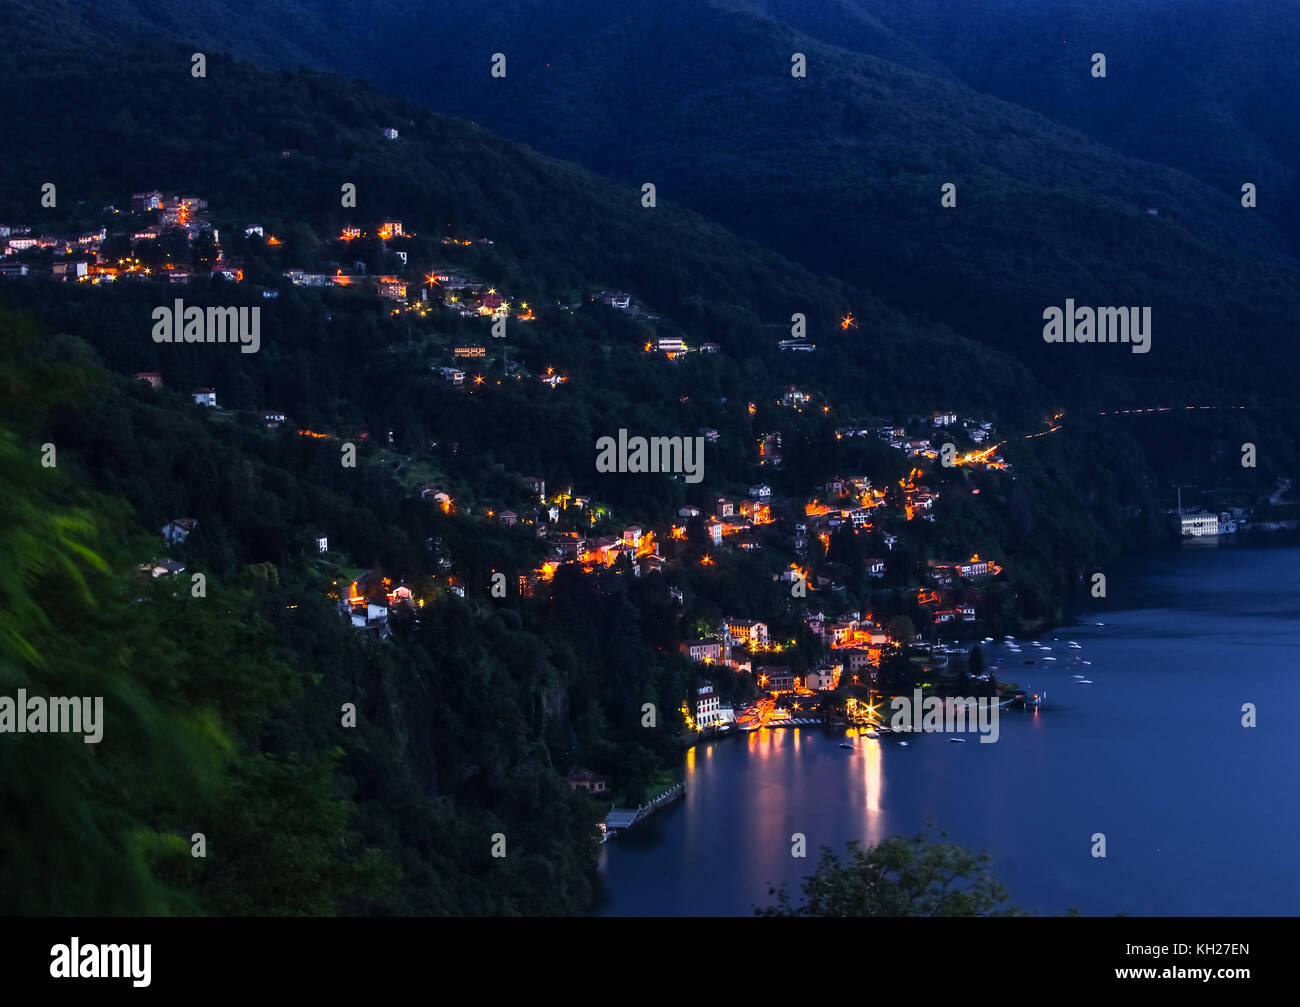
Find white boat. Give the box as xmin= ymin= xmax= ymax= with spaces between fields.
xmin=1043 ymin=656 xmax=1057 ymax=662
xmin=949 ymin=737 xmax=966 ymax=743
xmin=983 ymin=637 xmax=994 ymax=643
xmin=1076 ymin=679 xmax=1093 ymax=685
xmin=1003 ymin=635 xmax=1015 ymax=641
xmin=1082 ymin=660 xmax=1091 ymax=665
xmin=1068 ymin=641 xmax=1081 ymax=649
xmin=1072 ymin=674 xmax=1086 ymax=679
xmin=898 ymin=740 xmax=909 ymax=747
xmin=1093 ymin=622 xmax=1105 ymax=627
xmin=839 ymin=741 xmax=854 ymax=749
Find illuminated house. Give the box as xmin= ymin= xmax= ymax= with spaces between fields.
xmin=726 ymin=619 xmax=769 ymax=647
xmin=523 ymin=476 xmax=545 ymax=500
xmin=804 ymin=665 xmax=840 ymax=691
xmin=52 ymin=261 xmax=89 ymax=280
xmin=756 ymin=666 xmax=794 ymax=693
xmin=928 ymin=558 xmax=993 ymax=584
xmin=192 ymin=388 xmax=217 ymax=407
xmin=1180 ymin=513 xmax=1219 ymax=537
xmin=130 ymin=191 xmax=163 ymax=212
xmin=376 ymin=277 xmax=407 ymax=300
xmin=377 ymin=220 xmax=403 ymax=240
xmin=679 ymin=638 xmax=728 ymax=664
xmin=695 ymin=682 xmax=721 ymax=728
xmin=133 ymin=371 xmax=163 ymax=389
xmin=470 ymin=290 xmax=507 ymax=320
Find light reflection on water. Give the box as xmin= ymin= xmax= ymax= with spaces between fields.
xmin=597 ymin=546 xmax=1300 ymax=917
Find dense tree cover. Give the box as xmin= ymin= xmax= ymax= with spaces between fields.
xmin=758 ymin=828 xmax=1024 ymax=916
xmin=0 ymin=313 xmax=610 ymax=914
xmin=745 ymin=0 xmax=1300 ymax=247
xmin=0 ymin=17 xmax=1292 ymax=916
xmin=7 ymin=0 xmax=1298 ymax=409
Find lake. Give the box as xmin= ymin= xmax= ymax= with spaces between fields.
xmin=595 ymin=542 xmax=1300 ymax=916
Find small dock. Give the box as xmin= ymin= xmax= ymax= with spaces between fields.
xmin=603 ymin=782 xmax=685 ymax=837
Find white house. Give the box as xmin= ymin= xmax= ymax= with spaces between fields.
xmin=1180 ymin=513 xmax=1219 ymax=537
xmin=192 ymin=388 xmax=217 ymax=407
xmin=695 ymin=682 xmax=721 ymax=729
xmin=726 ymin=618 xmax=769 ymax=646
xmin=383 ymin=127 xmax=399 ymax=140
xmin=161 ymin=518 xmax=198 ymax=545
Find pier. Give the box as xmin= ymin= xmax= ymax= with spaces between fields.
xmin=603 ymin=782 xmax=685 ymax=837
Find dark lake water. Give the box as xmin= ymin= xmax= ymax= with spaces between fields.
xmin=595 ymin=542 xmax=1300 ymax=916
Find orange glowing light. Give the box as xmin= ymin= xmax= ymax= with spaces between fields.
xmin=841 ymin=314 xmax=856 ymax=330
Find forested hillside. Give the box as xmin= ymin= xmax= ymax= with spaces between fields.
xmin=0 ymin=13 xmax=1292 ymax=918
xmin=10 ymin=0 xmax=1295 ymax=409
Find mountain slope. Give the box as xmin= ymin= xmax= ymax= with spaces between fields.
xmin=742 ymin=0 xmax=1300 ymax=242
xmin=12 ymin=0 xmax=1296 ymax=408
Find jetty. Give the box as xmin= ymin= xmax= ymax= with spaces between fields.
xmin=603 ymin=781 xmax=685 ymax=837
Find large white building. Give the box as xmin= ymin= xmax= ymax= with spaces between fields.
xmin=1180 ymin=513 xmax=1219 ymax=537
xmin=726 ymin=618 xmax=769 ymax=646
xmin=695 ymin=682 xmax=721 ymax=728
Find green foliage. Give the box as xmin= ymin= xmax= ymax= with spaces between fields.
xmin=758 ymin=828 xmax=1022 ymax=917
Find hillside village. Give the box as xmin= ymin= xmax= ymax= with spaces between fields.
xmin=6 ymin=187 xmax=1038 ymax=742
